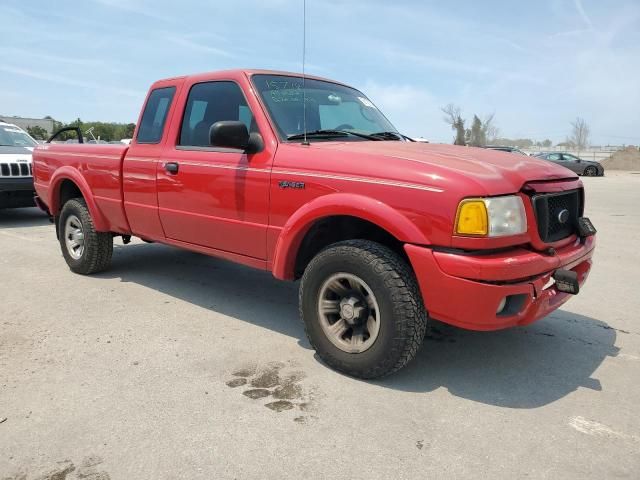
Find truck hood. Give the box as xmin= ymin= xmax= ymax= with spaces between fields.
xmin=310 ymin=141 xmax=577 ymax=195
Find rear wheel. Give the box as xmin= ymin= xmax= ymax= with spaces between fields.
xmin=584 ymin=166 xmax=598 ymax=176
xmin=300 ymin=240 xmax=427 ymax=379
xmin=58 ymin=198 xmax=113 ymax=274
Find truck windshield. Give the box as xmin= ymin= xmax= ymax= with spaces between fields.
xmin=252 ymin=74 xmax=398 ymax=141
xmin=0 ymin=125 xmax=37 ymax=147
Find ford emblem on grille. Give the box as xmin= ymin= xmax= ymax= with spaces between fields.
xmin=557 ymin=209 xmax=570 ymax=224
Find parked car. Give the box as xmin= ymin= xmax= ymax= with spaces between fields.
xmin=484 ymin=145 xmax=528 ymax=155
xmin=33 ymin=69 xmax=596 ymax=378
xmin=0 ymin=121 xmax=37 ymax=209
xmin=534 ymin=152 xmax=604 ymax=176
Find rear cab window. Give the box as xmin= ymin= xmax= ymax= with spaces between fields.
xmin=137 ymin=87 xmax=176 ymax=144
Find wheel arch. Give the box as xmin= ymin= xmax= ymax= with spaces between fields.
xmin=49 ymin=167 xmax=109 ymax=231
xmin=271 ymin=193 xmax=430 ymax=280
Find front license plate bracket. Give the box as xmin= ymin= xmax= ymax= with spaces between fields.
xmin=553 ymin=269 xmax=579 ymax=295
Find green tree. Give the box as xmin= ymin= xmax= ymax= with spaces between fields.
xmin=26 ymin=125 xmax=49 ymax=140
xmin=491 ymin=137 xmax=535 ymax=148
xmin=442 ymin=105 xmax=497 ymax=147
xmin=125 ymin=123 xmax=135 ymax=138
xmin=468 ymin=115 xmax=486 ymax=147
xmin=45 ymin=117 xmax=136 ymax=142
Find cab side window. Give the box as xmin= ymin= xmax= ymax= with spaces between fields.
xmin=179 ymin=81 xmax=255 ymax=147
xmin=137 ymin=87 xmax=176 ymax=144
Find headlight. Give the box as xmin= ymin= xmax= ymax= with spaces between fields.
xmin=455 ymin=195 xmax=527 ymax=237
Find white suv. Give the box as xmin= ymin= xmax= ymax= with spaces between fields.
xmin=0 ymin=121 xmax=38 ymax=209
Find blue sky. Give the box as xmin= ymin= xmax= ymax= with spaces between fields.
xmin=1 ymin=0 xmax=638 ymax=145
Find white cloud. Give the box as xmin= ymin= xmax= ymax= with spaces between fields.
xmin=362 ymin=81 xmax=448 ymax=141
xmin=573 ymin=0 xmax=594 ymax=29
xmin=0 ymin=65 xmax=143 ymax=99
xmin=0 ymin=47 xmax=114 ymax=70
xmin=93 ymin=0 xmax=172 ymax=22
xmin=165 ymin=35 xmax=233 ymax=58
xmin=383 ymin=50 xmax=492 ymax=76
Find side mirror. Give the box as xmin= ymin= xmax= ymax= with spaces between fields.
xmin=209 ymin=121 xmax=249 ymax=150
xmin=209 ymin=121 xmax=263 ymax=154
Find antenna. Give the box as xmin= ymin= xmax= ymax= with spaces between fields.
xmin=301 ymin=0 xmax=309 ymax=145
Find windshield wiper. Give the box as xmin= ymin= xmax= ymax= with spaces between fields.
xmin=287 ymin=129 xmax=380 ymax=141
xmin=369 ymin=131 xmax=406 ymax=141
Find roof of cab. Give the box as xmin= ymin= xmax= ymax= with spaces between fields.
xmin=152 ymin=69 xmax=349 ymax=88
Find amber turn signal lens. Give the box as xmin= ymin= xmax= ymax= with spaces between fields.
xmin=455 ymin=200 xmax=488 ymax=236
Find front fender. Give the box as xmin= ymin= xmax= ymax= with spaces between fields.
xmin=272 ymin=193 xmax=430 ymax=280
xmin=49 ymin=167 xmax=109 ymax=231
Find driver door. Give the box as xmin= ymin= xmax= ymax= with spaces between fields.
xmin=156 ymin=80 xmax=272 ymax=260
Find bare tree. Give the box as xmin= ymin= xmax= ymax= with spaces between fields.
xmin=482 ymin=113 xmax=499 ymax=144
xmin=441 ymin=104 xmax=466 ymax=145
xmin=442 ymin=103 xmax=460 ymax=125
xmin=570 ymin=117 xmax=590 ymax=152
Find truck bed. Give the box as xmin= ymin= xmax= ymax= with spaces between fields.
xmin=33 ymin=143 xmax=131 ymax=233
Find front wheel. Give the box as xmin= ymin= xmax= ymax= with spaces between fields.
xmin=584 ymin=166 xmax=598 ymax=176
xmin=58 ymin=198 xmax=113 ymax=274
xmin=300 ymin=240 xmax=427 ymax=379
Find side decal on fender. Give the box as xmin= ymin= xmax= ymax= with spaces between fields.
xmin=279 ymin=180 xmax=305 ymax=189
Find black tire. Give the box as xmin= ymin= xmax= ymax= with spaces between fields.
xmin=584 ymin=166 xmax=598 ymax=176
xmin=300 ymin=240 xmax=427 ymax=379
xmin=58 ymin=198 xmax=113 ymax=274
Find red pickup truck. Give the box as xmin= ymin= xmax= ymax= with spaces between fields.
xmin=33 ymin=69 xmax=596 ymax=378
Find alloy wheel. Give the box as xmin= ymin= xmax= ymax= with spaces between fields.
xmin=64 ymin=214 xmax=85 ymax=260
xmin=317 ymin=272 xmax=381 ymax=353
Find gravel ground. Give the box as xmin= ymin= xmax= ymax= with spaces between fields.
xmin=1 ymin=172 xmax=639 ymax=479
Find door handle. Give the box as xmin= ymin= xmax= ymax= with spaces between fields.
xmin=164 ymin=162 xmax=179 ymax=174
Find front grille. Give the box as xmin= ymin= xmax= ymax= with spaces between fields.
xmin=0 ymin=162 xmax=32 ymax=178
xmin=532 ymin=189 xmax=582 ymax=243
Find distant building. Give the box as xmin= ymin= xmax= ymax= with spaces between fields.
xmin=0 ymin=115 xmax=55 ymax=135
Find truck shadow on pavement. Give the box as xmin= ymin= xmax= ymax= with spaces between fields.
xmin=0 ymin=207 xmax=49 ymax=229
xmin=100 ymin=242 xmax=305 ymax=340
xmin=100 ymin=242 xmax=620 ymax=409
xmin=379 ymin=312 xmax=621 ymax=408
